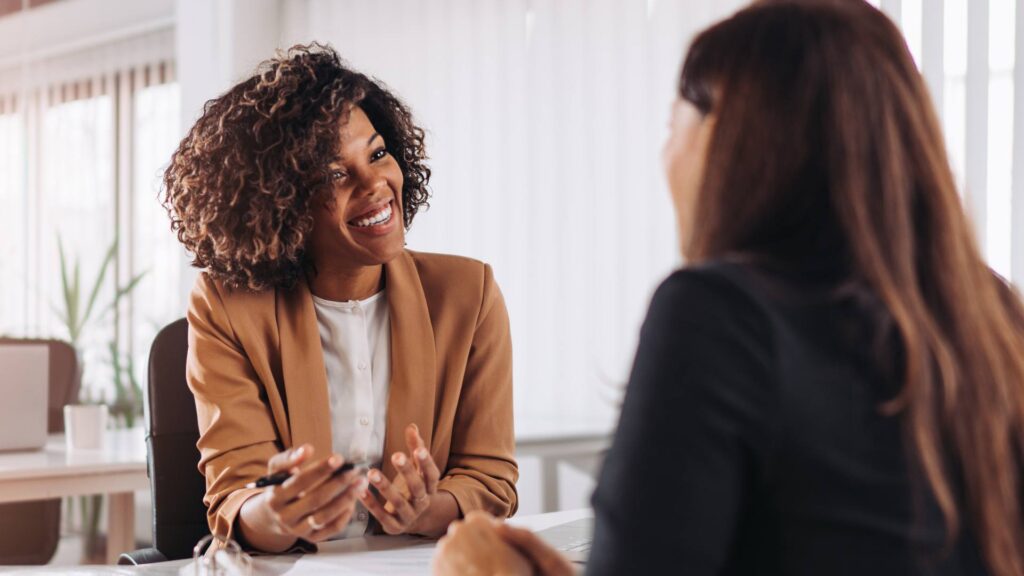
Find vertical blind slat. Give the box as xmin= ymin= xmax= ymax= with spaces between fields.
xmin=114 ymin=67 xmax=136 ymax=358
xmin=922 ymin=0 xmax=945 ymax=116
xmin=966 ymin=0 xmax=991 ymax=253
xmin=27 ymin=86 xmax=44 ymax=333
xmin=1014 ymin=0 xmax=1024 ymax=284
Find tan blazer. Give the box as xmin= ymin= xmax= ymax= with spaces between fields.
xmin=186 ymin=250 xmax=518 ymax=544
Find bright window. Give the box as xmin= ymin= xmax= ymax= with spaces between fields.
xmin=0 ymin=106 xmax=26 ymax=335
xmin=40 ymin=93 xmax=117 ymax=395
xmin=131 ymin=81 xmax=186 ymax=388
xmin=987 ymin=0 xmax=1016 ymax=278
xmin=0 ymin=71 xmax=182 ymax=408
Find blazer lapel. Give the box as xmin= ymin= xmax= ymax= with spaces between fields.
xmin=277 ymin=278 xmax=334 ymax=457
xmin=381 ymin=251 xmax=438 ymax=480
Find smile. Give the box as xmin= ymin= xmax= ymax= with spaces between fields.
xmin=349 ymin=201 xmax=393 ymax=228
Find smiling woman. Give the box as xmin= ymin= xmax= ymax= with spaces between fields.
xmin=306 ymin=107 xmax=408 ymax=300
xmin=162 ymin=44 xmax=517 ymax=554
xmin=164 ymin=44 xmax=430 ymax=292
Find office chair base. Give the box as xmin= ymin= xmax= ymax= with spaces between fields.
xmin=118 ymin=548 xmax=168 ymax=565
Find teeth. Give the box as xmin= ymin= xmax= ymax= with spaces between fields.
xmin=353 ymin=203 xmax=392 ymax=228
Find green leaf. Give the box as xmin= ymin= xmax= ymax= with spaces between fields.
xmin=57 ymin=237 xmax=73 ymax=332
xmin=98 ymin=270 xmax=148 ymax=319
xmin=70 ymin=257 xmax=82 ymax=343
xmin=79 ymin=241 xmax=116 ymax=332
xmin=109 ymin=341 xmax=125 ymax=400
xmin=116 ymin=271 xmax=147 ymax=301
xmin=49 ymin=302 xmax=68 ymax=327
xmin=126 ymin=351 xmax=142 ymax=425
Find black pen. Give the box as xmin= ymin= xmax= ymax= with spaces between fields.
xmin=246 ymin=460 xmax=373 ymax=489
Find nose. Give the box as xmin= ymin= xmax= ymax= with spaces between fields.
xmin=351 ymin=166 xmax=389 ymax=199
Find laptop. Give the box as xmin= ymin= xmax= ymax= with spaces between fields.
xmin=0 ymin=344 xmax=49 ymax=452
xmin=537 ymin=517 xmax=594 ymax=564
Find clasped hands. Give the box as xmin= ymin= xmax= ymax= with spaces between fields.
xmin=252 ymin=423 xmax=441 ymax=546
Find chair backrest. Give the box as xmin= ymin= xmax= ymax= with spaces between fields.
xmin=0 ymin=338 xmax=79 ymax=434
xmin=145 ymin=318 xmax=209 ymax=560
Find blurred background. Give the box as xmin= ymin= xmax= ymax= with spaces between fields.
xmin=0 ymin=0 xmax=1019 ymax=565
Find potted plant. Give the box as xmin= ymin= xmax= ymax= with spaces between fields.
xmin=53 ymin=235 xmax=146 ymax=563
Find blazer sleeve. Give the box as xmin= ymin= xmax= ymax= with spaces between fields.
xmin=436 ymin=264 xmax=520 ymax=518
xmin=186 ymin=274 xmax=282 ymax=543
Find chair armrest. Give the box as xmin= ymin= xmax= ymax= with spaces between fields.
xmin=117 ymin=547 xmax=169 ymax=565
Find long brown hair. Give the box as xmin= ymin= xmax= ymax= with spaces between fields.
xmin=680 ymin=1 xmax=1024 ymax=573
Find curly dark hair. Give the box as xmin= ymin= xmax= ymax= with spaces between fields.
xmin=163 ymin=43 xmax=431 ymax=291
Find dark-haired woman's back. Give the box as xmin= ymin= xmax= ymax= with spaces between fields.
xmin=587 ymin=261 xmax=989 ymax=575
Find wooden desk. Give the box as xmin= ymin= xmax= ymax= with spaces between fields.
xmin=0 ymin=427 xmax=148 ymax=564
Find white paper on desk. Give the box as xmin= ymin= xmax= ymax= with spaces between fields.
xmin=175 ymin=550 xmax=253 ymax=576
xmin=169 ymin=535 xmax=438 ymax=576
xmin=285 ymin=549 xmax=436 ymax=575
xmin=283 ymin=536 xmax=437 ymax=575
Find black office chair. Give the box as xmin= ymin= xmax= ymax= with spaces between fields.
xmin=119 ymin=318 xmax=210 ymax=564
xmin=0 ymin=339 xmax=79 ymax=565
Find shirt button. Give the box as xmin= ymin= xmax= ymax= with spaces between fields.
xmin=357 ymin=361 xmax=367 ymax=371
xmin=358 ymin=512 xmax=368 ymax=521
xmin=359 ymin=417 xmax=370 ymax=426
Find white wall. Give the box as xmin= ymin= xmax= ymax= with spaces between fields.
xmin=0 ymin=0 xmax=174 ymax=67
xmin=175 ymin=0 xmax=283 ymax=133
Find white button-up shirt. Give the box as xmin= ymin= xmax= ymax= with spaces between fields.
xmin=312 ymin=290 xmax=391 ymax=538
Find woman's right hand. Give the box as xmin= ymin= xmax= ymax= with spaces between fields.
xmin=238 ymin=444 xmax=369 ymax=552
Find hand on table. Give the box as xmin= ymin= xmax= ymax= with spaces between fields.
xmin=360 ymin=423 xmax=445 ymax=535
xmin=433 ymin=512 xmax=533 ymax=576
xmin=245 ymin=444 xmax=369 ymax=545
xmin=434 ymin=511 xmax=575 ymax=576
xmin=495 ymin=521 xmax=575 ymax=576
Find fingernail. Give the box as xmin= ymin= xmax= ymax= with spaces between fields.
xmin=328 ymin=455 xmax=342 ymax=468
xmin=369 ymin=470 xmax=381 ymax=482
xmin=289 ymin=467 xmax=300 ymax=476
xmin=410 ymin=423 xmax=419 ymax=433
xmin=416 ymin=448 xmax=429 ymax=460
xmin=294 ymin=446 xmax=306 ymax=458
xmin=358 ymin=478 xmax=369 ymax=495
xmin=394 ymin=453 xmax=407 ymax=466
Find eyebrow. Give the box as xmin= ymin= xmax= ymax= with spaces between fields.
xmin=333 ymin=133 xmax=382 ymax=166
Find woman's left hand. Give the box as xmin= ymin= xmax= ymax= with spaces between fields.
xmin=434 ymin=512 xmax=534 ymax=576
xmin=360 ymin=423 xmax=445 ymax=535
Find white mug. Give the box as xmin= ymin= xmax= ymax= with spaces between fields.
xmin=63 ymin=404 xmax=108 ymax=451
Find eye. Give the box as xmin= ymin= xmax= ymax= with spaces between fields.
xmin=370 ymin=147 xmax=389 ymax=162
xmin=330 ymin=169 xmax=347 ymax=182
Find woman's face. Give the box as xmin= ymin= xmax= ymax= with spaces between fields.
xmin=663 ymin=98 xmax=715 ymax=255
xmin=309 ymin=106 xmax=406 ymax=270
